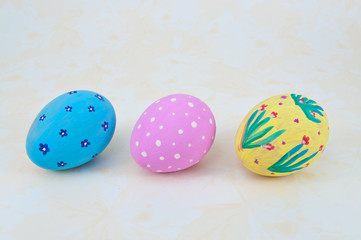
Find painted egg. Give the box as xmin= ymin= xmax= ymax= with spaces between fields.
xmin=130 ymin=94 xmax=216 ymax=173
xmin=26 ymin=90 xmax=116 ymax=170
xmin=235 ymin=94 xmax=329 ymax=177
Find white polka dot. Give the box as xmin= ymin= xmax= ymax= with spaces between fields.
xmin=178 ymin=129 xmax=183 ymax=134
xmin=177 ymin=168 xmax=181 ymax=170
xmin=191 ymin=121 xmax=197 ymax=128
xmin=135 ymin=141 xmax=139 ymax=146
xmin=137 ymin=124 xmax=141 ymax=129
xmin=185 ymin=113 xmax=188 ymax=116
xmin=158 ymin=107 xmax=163 ymax=110
xmin=146 ymin=132 xmax=150 ymax=136
xmin=150 ymin=117 xmax=155 ymax=122
xmin=188 ymin=143 xmax=191 ymax=147
xmin=141 ymin=152 xmax=147 ymax=157
xmin=168 ymin=166 xmax=172 ymax=169
xmin=147 ymin=164 xmax=151 ymax=168
xmin=159 ymin=125 xmax=163 ymax=130
xmin=171 ymin=98 xmax=176 ymax=102
xmin=155 ymin=140 xmax=161 ymax=147
xmin=174 ymin=153 xmax=180 ymax=159
xmin=204 ymin=150 xmax=207 ymax=153
xmin=189 ymin=159 xmax=193 ymax=162
xmin=172 ymin=142 xmax=176 ymax=146
xmin=209 ymin=118 xmax=213 ymax=124
xmin=202 ymin=136 xmax=205 ymax=140
xmin=188 ymin=102 xmax=194 ymax=107
xmin=160 ymin=156 xmax=165 ymax=160
xmin=198 ymin=116 xmax=201 ymax=119
xmin=203 ymin=108 xmax=206 ymax=111
xmin=172 ymin=113 xmax=175 ymax=116
xmin=156 ymin=170 xmax=163 ymax=172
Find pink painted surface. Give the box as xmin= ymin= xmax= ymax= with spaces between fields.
xmin=130 ymin=94 xmax=216 ymax=173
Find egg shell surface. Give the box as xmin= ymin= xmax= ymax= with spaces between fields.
xmin=235 ymin=93 xmax=329 ymax=177
xmin=26 ymin=90 xmax=116 ymax=170
xmin=130 ymin=94 xmax=216 ymax=173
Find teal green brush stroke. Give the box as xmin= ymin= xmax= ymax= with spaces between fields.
xmin=268 ymin=144 xmax=319 ymax=173
xmin=242 ymin=109 xmax=286 ymax=149
xmin=291 ymin=94 xmax=324 ymax=123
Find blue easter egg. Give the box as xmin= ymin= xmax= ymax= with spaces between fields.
xmin=26 ymin=90 xmax=116 ymax=170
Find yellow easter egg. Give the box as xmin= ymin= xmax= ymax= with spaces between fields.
xmin=235 ymin=94 xmax=329 ymax=177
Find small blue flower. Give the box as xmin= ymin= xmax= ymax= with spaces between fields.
xmin=59 ymin=129 xmax=68 ymax=137
xmin=81 ymin=139 xmax=90 ymax=147
xmin=95 ymin=94 xmax=104 ymax=101
xmin=92 ymin=153 xmax=98 ymax=158
xmin=88 ymin=106 xmax=95 ymax=112
xmin=68 ymin=91 xmax=77 ymax=95
xmin=39 ymin=114 xmax=46 ymax=121
xmin=39 ymin=143 xmax=49 ymax=155
xmin=65 ymin=106 xmax=72 ymax=112
xmin=57 ymin=161 xmax=67 ymax=167
xmin=102 ymin=121 xmax=109 ymax=131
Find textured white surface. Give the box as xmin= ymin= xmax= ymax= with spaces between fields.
xmin=1 ymin=0 xmax=361 ymax=239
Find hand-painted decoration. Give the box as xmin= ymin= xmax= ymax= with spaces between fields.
xmin=26 ymin=90 xmax=116 ymax=170
xmin=291 ymin=94 xmax=325 ymax=123
xmin=235 ymin=94 xmax=329 ymax=177
xmin=130 ymin=94 xmax=216 ymax=173
xmin=240 ymin=108 xmax=286 ymax=150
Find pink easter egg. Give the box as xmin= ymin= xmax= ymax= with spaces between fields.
xmin=130 ymin=94 xmax=216 ymax=173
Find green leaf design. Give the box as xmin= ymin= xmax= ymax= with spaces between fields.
xmin=268 ymin=144 xmax=319 ymax=173
xmin=291 ymin=94 xmax=324 ymax=123
xmin=242 ymin=109 xmax=286 ymax=149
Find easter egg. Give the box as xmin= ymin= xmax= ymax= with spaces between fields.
xmin=26 ymin=90 xmax=116 ymax=170
xmin=130 ymin=94 xmax=216 ymax=173
xmin=235 ymin=94 xmax=329 ymax=177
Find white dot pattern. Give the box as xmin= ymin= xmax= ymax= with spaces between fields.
xmin=130 ymin=94 xmax=216 ymax=173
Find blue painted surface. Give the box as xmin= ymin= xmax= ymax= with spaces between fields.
xmin=26 ymin=90 xmax=116 ymax=170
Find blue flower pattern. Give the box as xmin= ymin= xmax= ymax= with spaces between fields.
xmin=39 ymin=114 xmax=46 ymax=121
xmin=39 ymin=143 xmax=49 ymax=155
xmin=81 ymin=139 xmax=90 ymax=147
xmin=65 ymin=106 xmax=72 ymax=112
xmin=57 ymin=161 xmax=67 ymax=167
xmin=35 ymin=91 xmax=112 ymax=168
xmin=102 ymin=121 xmax=109 ymax=131
xmin=88 ymin=106 xmax=95 ymax=112
xmin=59 ymin=129 xmax=68 ymax=137
xmin=95 ymin=94 xmax=104 ymax=101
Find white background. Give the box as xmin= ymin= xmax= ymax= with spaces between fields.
xmin=1 ymin=0 xmax=360 ymax=239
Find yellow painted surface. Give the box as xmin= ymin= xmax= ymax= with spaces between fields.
xmin=235 ymin=94 xmax=329 ymax=176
